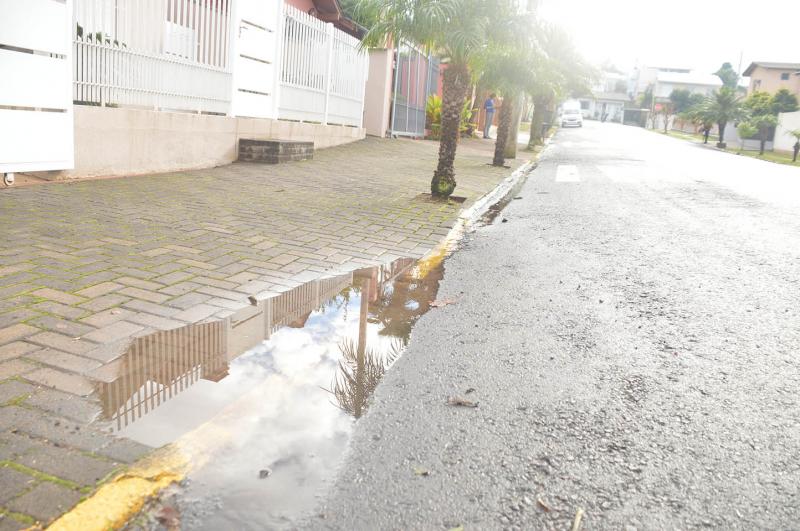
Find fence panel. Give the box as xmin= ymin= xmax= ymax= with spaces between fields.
xmin=389 ymin=42 xmax=433 ymax=138
xmin=278 ymin=3 xmax=367 ymax=127
xmin=73 ymin=0 xmax=233 ymax=114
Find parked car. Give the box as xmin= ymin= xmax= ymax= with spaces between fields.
xmin=561 ymin=109 xmax=583 ymax=128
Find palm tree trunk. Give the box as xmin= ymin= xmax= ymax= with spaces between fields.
xmin=717 ymin=121 xmax=727 ymax=148
xmin=432 ymin=63 xmax=470 ymax=197
xmin=528 ymin=97 xmax=548 ymax=149
xmin=493 ymin=94 xmax=515 ymax=166
xmin=504 ymin=96 xmax=523 ymax=159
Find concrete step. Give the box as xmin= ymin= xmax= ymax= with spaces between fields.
xmin=238 ymin=139 xmax=314 ymax=164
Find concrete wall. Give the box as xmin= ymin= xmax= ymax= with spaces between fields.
xmin=748 ymin=67 xmax=800 ymax=96
xmin=363 ymin=49 xmax=393 ymax=137
xmin=44 ymin=106 xmax=364 ymax=179
xmin=775 ymin=110 xmax=800 ymax=152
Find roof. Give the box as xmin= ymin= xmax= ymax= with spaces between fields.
xmin=592 ymin=92 xmax=630 ymax=103
xmin=309 ymin=0 xmax=365 ymax=38
xmin=743 ymin=62 xmax=800 ymax=76
xmin=656 ymin=71 xmax=723 ymax=88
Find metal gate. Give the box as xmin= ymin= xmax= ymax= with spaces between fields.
xmin=0 ymin=0 xmax=74 ymax=178
xmin=388 ymin=42 xmax=437 ymax=138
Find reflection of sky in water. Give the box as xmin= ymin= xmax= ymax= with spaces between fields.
xmin=117 ymin=291 xmax=402 ymax=530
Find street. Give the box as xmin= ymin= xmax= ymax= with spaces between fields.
xmin=311 ymin=121 xmax=800 ymax=530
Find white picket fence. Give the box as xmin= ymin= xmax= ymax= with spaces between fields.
xmin=73 ymin=0 xmax=233 ymax=114
xmin=278 ymin=3 xmax=368 ymax=127
xmin=70 ymin=0 xmax=367 ymax=122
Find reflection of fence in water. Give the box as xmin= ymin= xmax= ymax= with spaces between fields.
xmin=101 ymin=321 xmax=227 ymax=430
xmin=102 ymin=272 xmax=354 ymax=430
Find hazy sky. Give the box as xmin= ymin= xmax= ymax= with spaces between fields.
xmin=539 ymin=0 xmax=800 ymax=75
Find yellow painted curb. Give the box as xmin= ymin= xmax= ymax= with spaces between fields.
xmin=46 ymin=449 xmax=188 ymax=531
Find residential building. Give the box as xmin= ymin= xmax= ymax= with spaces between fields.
xmin=743 ymin=61 xmax=800 ymax=96
xmin=1 ymin=0 xmax=370 ymax=182
xmin=653 ymin=71 xmax=723 ymax=100
xmin=577 ymin=70 xmax=630 ymax=123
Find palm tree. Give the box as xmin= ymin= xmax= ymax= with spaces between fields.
xmin=750 ymin=114 xmax=778 ymax=156
xmin=699 ymin=87 xmax=747 ymax=149
xmin=358 ymin=0 xmax=519 ymax=197
xmin=789 ymin=129 xmax=800 ymax=162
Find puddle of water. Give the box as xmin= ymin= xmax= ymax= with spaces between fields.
xmin=97 ymin=257 xmax=444 ymax=529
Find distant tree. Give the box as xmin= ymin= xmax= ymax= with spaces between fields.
xmin=736 ymin=122 xmax=757 ymax=152
xmin=751 ymin=114 xmax=778 ymax=155
xmin=639 ymin=84 xmax=654 ymax=109
xmin=771 ymin=88 xmax=800 ymax=114
xmin=745 ymin=90 xmax=774 ymax=117
xmin=714 ymin=62 xmax=740 ymax=89
xmin=699 ymin=87 xmax=747 ymax=148
xmin=660 ymin=102 xmax=675 ymax=133
xmin=669 ymin=89 xmax=695 ymax=114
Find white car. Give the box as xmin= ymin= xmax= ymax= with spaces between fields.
xmin=561 ymin=109 xmax=583 ymax=127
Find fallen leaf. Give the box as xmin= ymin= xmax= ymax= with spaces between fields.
xmin=258 ymin=468 xmax=272 ymax=479
xmin=156 ymin=506 xmax=180 ymax=529
xmin=413 ymin=466 xmax=430 ymax=477
xmin=448 ymin=526 xmax=464 ymax=531
xmin=465 ymin=387 xmax=476 ymax=394
xmin=430 ymin=298 xmax=458 ymax=308
xmin=447 ymin=397 xmax=478 ymax=408
xmin=536 ymin=497 xmax=552 ymax=512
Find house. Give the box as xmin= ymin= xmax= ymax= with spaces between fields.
xmin=629 ymin=65 xmax=692 ymax=99
xmin=742 ymin=61 xmax=800 ymax=96
xmin=577 ymin=70 xmax=630 ymax=123
xmin=1 ymin=0 xmax=371 ymax=182
xmin=653 ymin=71 xmax=723 ymax=100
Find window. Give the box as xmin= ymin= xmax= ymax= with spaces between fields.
xmin=580 ymin=100 xmax=589 ymax=110
xmin=781 ymin=73 xmax=791 ymax=80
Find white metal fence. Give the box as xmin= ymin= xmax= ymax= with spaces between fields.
xmin=73 ymin=0 xmax=233 ymax=114
xmin=278 ymin=3 xmax=368 ymax=127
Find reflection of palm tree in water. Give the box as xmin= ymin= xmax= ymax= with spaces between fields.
xmin=329 ymin=263 xmax=444 ymax=417
xmin=369 ymin=263 xmax=445 ymax=342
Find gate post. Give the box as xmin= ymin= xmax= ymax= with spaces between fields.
xmin=322 ymin=23 xmax=334 ymax=125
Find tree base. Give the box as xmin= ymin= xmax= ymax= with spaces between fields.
xmin=431 ymin=174 xmax=456 ymax=197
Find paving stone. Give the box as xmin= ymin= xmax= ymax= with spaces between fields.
xmin=0 ymin=360 xmax=37 ymax=380
xmin=96 ymin=437 xmax=152 ymax=464
xmin=0 ymin=407 xmax=107 ymax=453
xmin=25 ymin=350 xmax=101 ymax=375
xmin=117 ymin=287 xmax=169 ymax=304
xmin=82 ymin=321 xmax=144 ymax=344
xmin=0 ymin=380 xmax=38 ymax=404
xmin=80 ymin=308 xmax=136 ymax=328
xmin=0 ymin=514 xmax=29 ymax=531
xmin=0 ymin=432 xmax=38 ymax=461
xmin=0 ymin=466 xmax=35 ymax=504
xmin=151 ymin=271 xmax=194 ymax=285
xmin=7 ymin=481 xmax=82 ymax=523
xmin=0 ymin=325 xmax=37 ymax=346
xmin=16 ymin=444 xmax=117 ymax=487
xmin=0 ymin=342 xmax=41 ymax=363
xmin=166 ymin=292 xmax=212 ymax=310
xmin=172 ymin=304 xmax=220 ymax=323
xmin=122 ymin=300 xmax=179 ymax=318
xmin=158 ymin=281 xmax=202 ymax=297
xmin=22 ymin=368 xmax=94 ymax=397
xmin=30 ymin=288 xmax=85 ymax=306
xmin=125 ymin=313 xmax=184 ymax=331
xmin=26 ymin=332 xmax=95 ymax=356
xmin=177 ymin=258 xmax=218 ymax=270
xmin=29 ymin=302 xmax=87 ymax=321
xmin=77 ymin=293 xmax=130 ymax=312
xmin=25 ymin=388 xmax=101 ymax=424
xmin=26 ymin=316 xmax=95 ymax=338
xmin=73 ymin=282 xmax=123 ymax=299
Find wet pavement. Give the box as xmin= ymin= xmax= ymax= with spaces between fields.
xmin=115 ymin=258 xmax=444 ymax=529
xmin=312 ymin=122 xmax=800 ymax=530
xmin=0 ymin=136 xmax=524 ymax=528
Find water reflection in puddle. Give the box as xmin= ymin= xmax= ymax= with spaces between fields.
xmin=98 ymin=257 xmax=444 ymax=529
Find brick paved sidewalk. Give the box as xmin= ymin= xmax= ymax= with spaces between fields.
xmin=0 ymin=136 xmax=525 ymax=527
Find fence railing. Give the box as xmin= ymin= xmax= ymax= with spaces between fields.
xmin=278 ymin=3 xmax=368 ymax=127
xmin=73 ymin=0 xmax=233 ymax=114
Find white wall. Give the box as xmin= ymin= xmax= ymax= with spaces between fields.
xmin=775 ymin=111 xmax=800 ymax=152
xmin=43 ymin=106 xmax=364 ymax=179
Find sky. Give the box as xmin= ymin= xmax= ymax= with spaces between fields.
xmin=539 ymin=0 xmax=800 ymax=76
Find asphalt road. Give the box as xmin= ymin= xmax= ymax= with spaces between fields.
xmin=308 ymin=121 xmax=800 ymax=530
